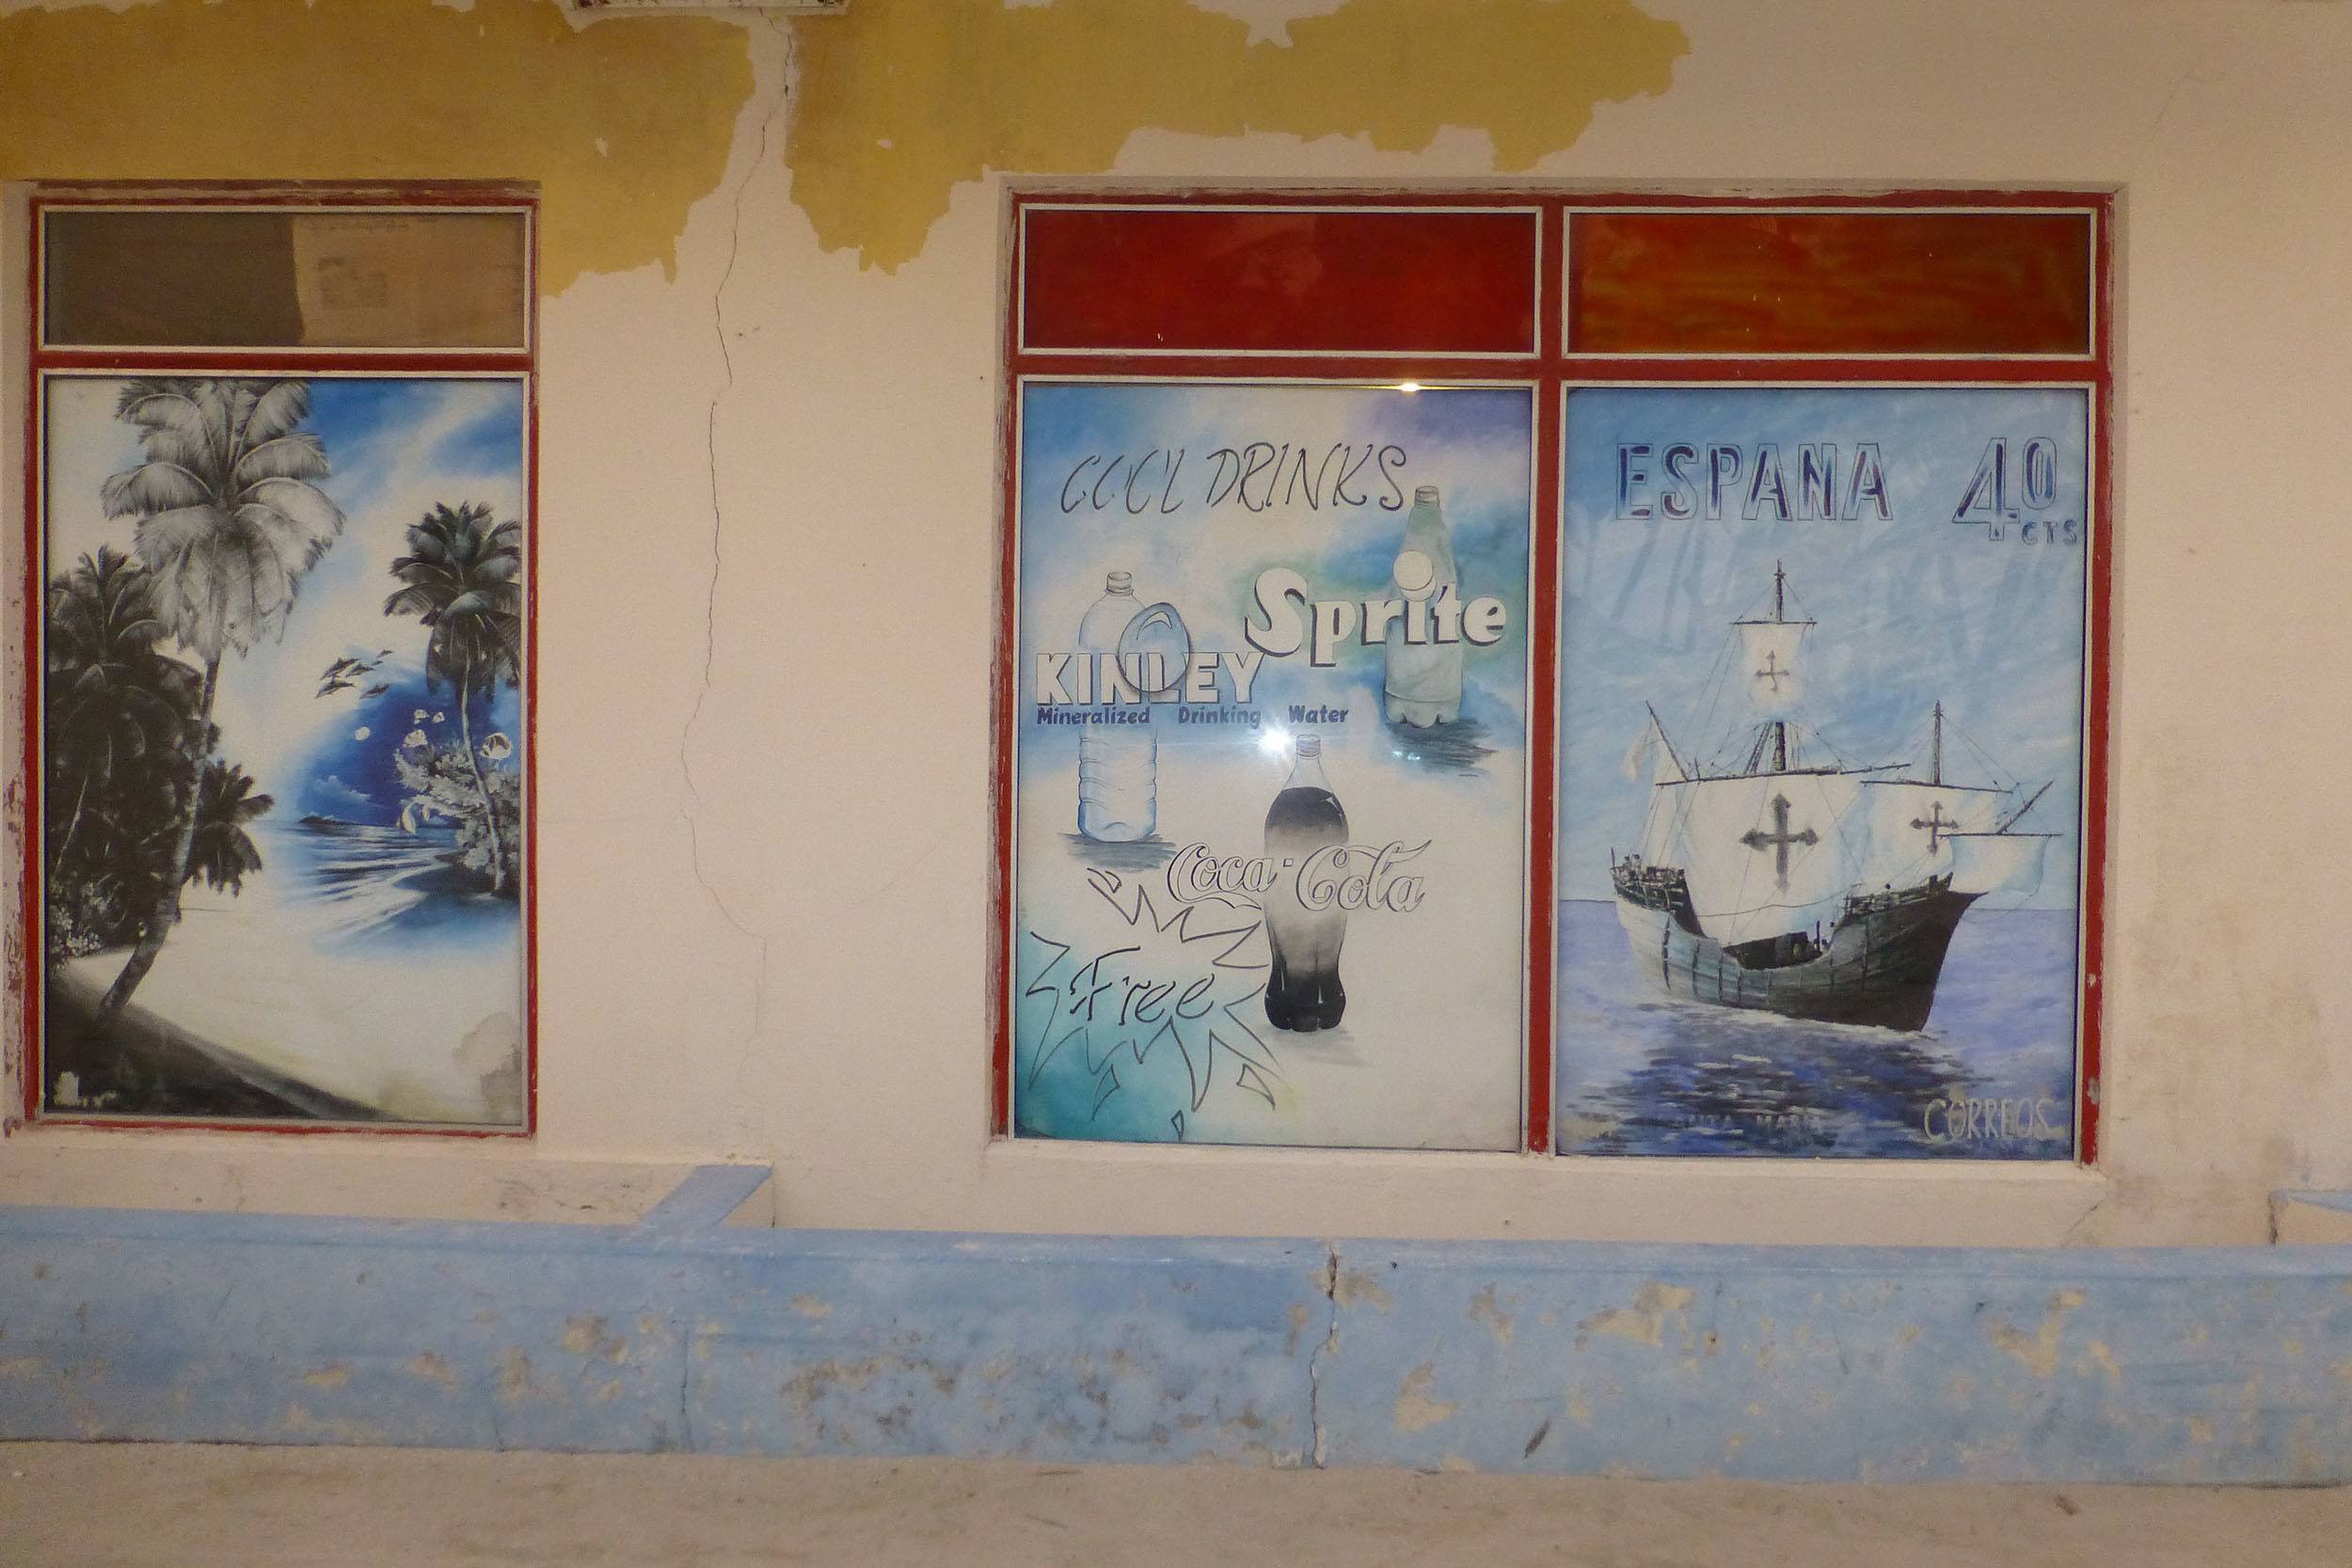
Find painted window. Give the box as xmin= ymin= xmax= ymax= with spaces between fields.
xmin=23 ymin=190 xmax=537 ymax=1132
xmin=997 ymin=193 xmax=2110 ymax=1161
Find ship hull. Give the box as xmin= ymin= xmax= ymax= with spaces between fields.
xmin=1613 ymin=878 xmax=1979 ymax=1033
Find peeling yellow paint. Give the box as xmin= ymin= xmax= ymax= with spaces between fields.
xmin=407 ymin=1352 xmax=458 ymax=1389
xmin=0 ymin=0 xmax=755 ymax=295
xmin=788 ymin=1294 xmax=834 ymax=1320
xmin=1393 ymin=1363 xmax=1455 ymax=1432
xmin=1468 ymin=1284 xmax=1515 ymax=1345
xmin=788 ymin=0 xmax=1688 ymax=272
xmin=1989 ymin=1289 xmax=2086 ymax=1380
xmin=2084 ymin=1340 xmax=2122 ymax=1384
xmin=2186 ymin=1416 xmax=2215 ymax=1443
xmin=1567 ymin=1389 xmax=1593 ymax=1425
xmin=300 ymin=1364 xmax=350 ymax=1390
xmin=1581 ymin=1281 xmax=1696 ymax=1347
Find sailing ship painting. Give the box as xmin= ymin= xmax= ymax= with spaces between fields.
xmin=1556 ymin=386 xmax=2091 ymax=1160
xmin=1611 ymin=562 xmax=2057 ymax=1032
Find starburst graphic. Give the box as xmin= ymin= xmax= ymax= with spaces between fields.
xmin=1020 ymin=869 xmax=1280 ymax=1137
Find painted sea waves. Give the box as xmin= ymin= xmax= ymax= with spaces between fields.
xmin=1555 ymin=900 xmax=2076 ymax=1157
xmin=40 ymin=377 xmax=528 ymax=1125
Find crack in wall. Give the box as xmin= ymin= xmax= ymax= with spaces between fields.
xmin=1308 ymin=1241 xmax=1342 ymax=1468
xmin=679 ymin=17 xmax=792 ymax=1118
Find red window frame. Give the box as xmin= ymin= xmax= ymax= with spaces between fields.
xmin=18 ymin=182 xmax=541 ymax=1137
xmin=993 ymin=188 xmax=2113 ymax=1163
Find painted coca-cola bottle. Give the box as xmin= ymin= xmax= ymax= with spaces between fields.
xmin=1263 ymin=735 xmax=1348 ymax=1033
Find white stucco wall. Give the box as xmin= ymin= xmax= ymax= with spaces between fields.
xmin=3 ymin=0 xmax=2346 ymax=1245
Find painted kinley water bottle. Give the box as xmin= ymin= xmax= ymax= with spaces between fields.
xmin=1383 ymin=484 xmax=1462 ymax=728
xmin=1076 ymin=570 xmax=1154 ymax=842
xmin=1263 ymin=735 xmax=1348 ymax=1033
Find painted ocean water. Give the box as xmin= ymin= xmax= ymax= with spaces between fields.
xmin=1554 ymin=899 xmax=2078 ymax=1159
xmin=268 ymin=818 xmax=517 ymax=950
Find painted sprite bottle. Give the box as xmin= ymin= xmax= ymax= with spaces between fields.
xmin=1383 ymin=484 xmax=1463 ymax=728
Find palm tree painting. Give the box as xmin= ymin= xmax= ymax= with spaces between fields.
xmin=44 ymin=547 xmax=202 ymax=898
xmin=88 ymin=379 xmax=344 ymax=1024
xmin=384 ymin=502 xmax=522 ymax=895
xmin=39 ymin=376 xmax=531 ymax=1127
xmin=185 ymin=762 xmax=275 ymax=896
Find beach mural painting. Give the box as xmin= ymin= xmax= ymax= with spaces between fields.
xmin=1008 ymin=379 xmax=1535 ymax=1151
xmin=37 ymin=374 xmax=530 ymax=1127
xmin=1555 ymin=385 xmax=2090 ymax=1159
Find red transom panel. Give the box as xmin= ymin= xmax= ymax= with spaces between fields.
xmin=1567 ymin=210 xmax=2093 ymax=356
xmin=1021 ymin=205 xmax=1540 ymax=357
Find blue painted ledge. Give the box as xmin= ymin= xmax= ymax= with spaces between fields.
xmin=4 ymin=1165 xmax=2349 ymax=1483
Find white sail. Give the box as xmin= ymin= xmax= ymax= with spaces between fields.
xmin=1857 ymin=781 xmax=2006 ymax=891
xmin=1736 ymin=620 xmax=1806 ymax=715
xmin=1948 ymin=832 xmax=2051 ymax=897
xmin=1656 ymin=770 xmax=1869 ymax=947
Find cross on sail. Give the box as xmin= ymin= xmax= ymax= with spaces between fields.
xmin=1633 ymin=562 xmax=1878 ymax=948
xmin=1859 ymin=705 xmax=2046 ymax=897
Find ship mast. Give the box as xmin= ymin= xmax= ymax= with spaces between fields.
xmin=1645 ymin=701 xmax=1692 ymax=782
xmin=1728 ymin=561 xmax=1818 ymax=779
xmin=1931 ymin=701 xmax=1944 ymax=786
xmin=1770 ymin=562 xmax=1788 ymax=774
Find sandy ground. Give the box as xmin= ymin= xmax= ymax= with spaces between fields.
xmin=6 ymin=1443 xmax=2349 ymax=1567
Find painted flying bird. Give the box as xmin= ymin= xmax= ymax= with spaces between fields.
xmin=320 ymin=652 xmax=389 ymax=688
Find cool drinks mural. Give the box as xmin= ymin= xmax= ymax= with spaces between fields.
xmin=37 ymin=374 xmax=530 ymax=1126
xmin=1009 ymin=381 xmax=1534 ymax=1149
xmin=1554 ymin=386 xmax=2089 ymax=1159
